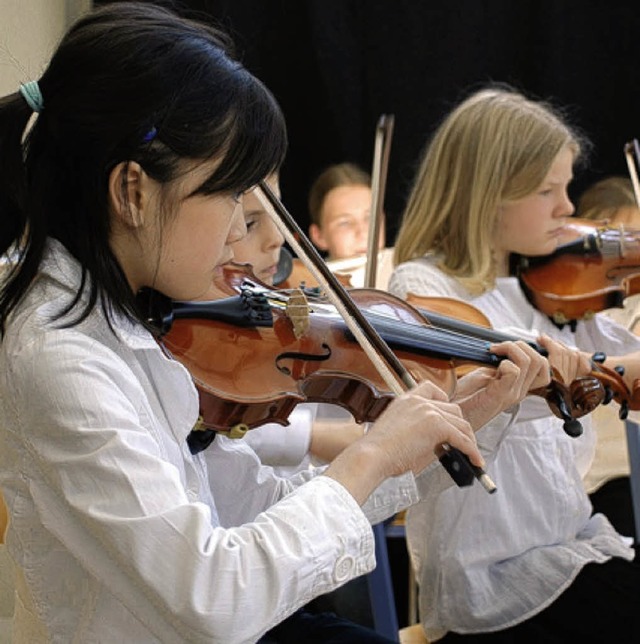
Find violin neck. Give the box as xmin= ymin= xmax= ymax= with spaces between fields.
xmin=360 ymin=313 xmax=502 ymax=367
xmin=419 ymin=309 xmax=546 ymax=356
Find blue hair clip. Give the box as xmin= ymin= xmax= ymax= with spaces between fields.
xmin=143 ymin=126 xmax=158 ymax=143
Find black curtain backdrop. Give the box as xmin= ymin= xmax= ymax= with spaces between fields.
xmin=97 ymin=0 xmax=640 ymax=243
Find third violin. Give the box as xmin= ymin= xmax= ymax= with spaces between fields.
xmin=511 ymin=218 xmax=640 ymax=325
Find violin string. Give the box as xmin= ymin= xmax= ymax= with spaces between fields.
xmin=366 ymin=313 xmax=496 ymax=364
xmin=256 ymin=284 xmax=496 ymax=364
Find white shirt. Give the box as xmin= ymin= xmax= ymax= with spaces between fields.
xmin=242 ymin=405 xmax=316 ymax=476
xmin=0 ymin=240 xmax=420 ymax=643
xmin=389 ymin=256 xmax=640 ymax=641
xmin=583 ymin=295 xmax=640 ymax=491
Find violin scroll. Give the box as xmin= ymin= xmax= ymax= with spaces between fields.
xmin=590 ymin=351 xmax=640 ymax=418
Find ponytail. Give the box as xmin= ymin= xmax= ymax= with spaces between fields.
xmin=0 ymin=91 xmax=33 ymax=255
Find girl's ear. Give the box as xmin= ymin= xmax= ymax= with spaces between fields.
xmin=309 ymin=222 xmax=329 ymax=251
xmin=108 ymin=161 xmax=150 ymax=228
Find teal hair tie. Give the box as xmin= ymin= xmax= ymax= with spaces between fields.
xmin=19 ymin=81 xmax=43 ymax=113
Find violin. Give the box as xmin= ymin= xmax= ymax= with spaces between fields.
xmin=275 ymin=249 xmax=393 ymax=290
xmin=512 ymin=218 xmax=640 ymax=325
xmin=276 ymin=250 xmax=354 ymax=289
xmin=139 ymin=266 xmax=606 ymax=441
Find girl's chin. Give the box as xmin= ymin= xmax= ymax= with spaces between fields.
xmin=253 ymin=268 xmax=276 ymax=285
xmin=525 ymin=240 xmax=563 ymax=257
xmin=258 ymin=274 xmax=275 ymax=286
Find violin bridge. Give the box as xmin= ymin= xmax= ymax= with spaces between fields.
xmin=286 ymin=288 xmax=310 ymax=339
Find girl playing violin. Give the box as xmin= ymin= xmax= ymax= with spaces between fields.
xmin=233 ymin=176 xmax=365 ymax=473
xmin=576 ymin=176 xmax=640 ymax=543
xmin=0 ymin=6 xmax=549 ymax=643
xmin=309 ymin=162 xmax=379 ymax=261
xmin=232 ymin=174 xmax=385 ymax=634
xmin=390 ymin=85 xmax=640 ymax=643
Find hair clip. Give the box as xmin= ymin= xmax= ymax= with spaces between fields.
xmin=143 ymin=126 xmax=158 ymax=143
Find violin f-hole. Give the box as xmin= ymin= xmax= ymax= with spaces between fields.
xmin=276 ymin=343 xmax=332 ymax=377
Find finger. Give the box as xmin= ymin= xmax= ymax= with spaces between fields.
xmin=490 ymin=340 xmax=549 ymax=390
xmin=426 ymin=399 xmax=479 ymax=443
xmin=538 ymin=334 xmax=591 ymax=380
xmin=410 ymin=378 xmax=451 ymax=403
xmin=438 ymin=418 xmax=485 ymax=468
xmin=491 ymin=339 xmax=546 ymax=371
xmin=409 ymin=395 xmax=469 ymax=426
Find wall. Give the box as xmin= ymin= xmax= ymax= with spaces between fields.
xmin=0 ymin=0 xmax=91 ymax=95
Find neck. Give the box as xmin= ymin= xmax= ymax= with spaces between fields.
xmin=493 ymin=250 xmax=509 ymax=277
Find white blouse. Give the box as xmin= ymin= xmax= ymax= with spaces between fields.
xmin=242 ymin=405 xmax=316 ymax=475
xmin=389 ymin=255 xmax=640 ymax=641
xmin=0 ymin=240 xmax=420 ymax=643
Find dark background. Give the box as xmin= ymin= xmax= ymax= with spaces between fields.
xmin=99 ymin=0 xmax=640 ymax=244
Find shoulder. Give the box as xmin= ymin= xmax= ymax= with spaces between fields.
xmin=389 ymin=256 xmax=467 ymax=299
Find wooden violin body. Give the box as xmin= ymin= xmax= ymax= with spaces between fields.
xmin=278 ymin=256 xmax=354 ymax=290
xmin=140 ymin=268 xmax=609 ymax=437
xmin=145 ymin=284 xmax=479 ymax=432
xmin=512 ymin=218 xmax=640 ymax=324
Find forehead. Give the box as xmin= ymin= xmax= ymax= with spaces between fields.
xmin=321 ymin=185 xmax=372 ymax=220
xmin=243 ymin=176 xmax=281 ymax=213
xmin=176 ymin=154 xmax=228 ymax=190
xmin=543 ymin=146 xmax=574 ymax=183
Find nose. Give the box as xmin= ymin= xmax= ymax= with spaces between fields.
xmin=555 ymin=189 xmax=575 ymax=218
xmin=358 ymin=218 xmax=369 ymax=238
xmin=261 ymin=214 xmax=285 ymax=250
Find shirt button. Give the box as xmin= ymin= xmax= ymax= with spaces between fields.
xmin=333 ymin=555 xmax=355 ymax=582
xmin=186 ymin=488 xmax=198 ymax=501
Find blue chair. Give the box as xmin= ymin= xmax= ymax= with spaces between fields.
xmin=624 ymin=419 xmax=640 ymax=540
xmin=367 ymin=521 xmax=400 ymax=641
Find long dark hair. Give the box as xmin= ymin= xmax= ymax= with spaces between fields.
xmin=0 ymin=2 xmax=287 ymax=333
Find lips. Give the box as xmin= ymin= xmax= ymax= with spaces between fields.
xmin=263 ymin=264 xmax=278 ymax=275
xmin=217 ymin=253 xmax=234 ymax=267
xmin=550 ymin=225 xmax=579 ymax=244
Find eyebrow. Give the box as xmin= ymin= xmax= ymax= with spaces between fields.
xmin=329 ymin=211 xmax=366 ymax=220
xmin=542 ymin=175 xmax=573 ymax=187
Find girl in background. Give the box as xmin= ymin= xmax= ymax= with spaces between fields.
xmin=390 ymin=86 xmax=640 ymax=643
xmin=306 ymin=162 xmax=394 ymax=289
xmin=576 ymin=176 xmax=640 ymax=542
xmin=234 ymin=177 xmax=365 ymax=474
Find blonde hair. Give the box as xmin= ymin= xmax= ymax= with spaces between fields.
xmin=394 ymin=87 xmax=584 ymax=293
xmin=308 ymin=162 xmax=371 ymax=227
xmin=576 ymin=176 xmax=638 ymax=222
